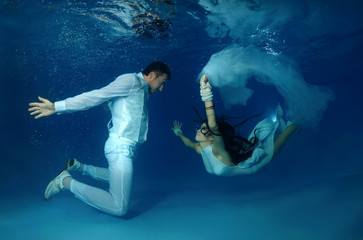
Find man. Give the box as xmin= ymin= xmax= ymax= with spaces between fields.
xmin=28 ymin=61 xmax=170 ymax=216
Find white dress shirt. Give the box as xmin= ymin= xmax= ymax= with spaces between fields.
xmin=55 ymin=72 xmax=150 ymax=144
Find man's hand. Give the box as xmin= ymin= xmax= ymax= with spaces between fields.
xmin=28 ymin=96 xmax=56 ymax=119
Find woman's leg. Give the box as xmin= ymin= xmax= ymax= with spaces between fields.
xmin=273 ymin=123 xmax=298 ymax=157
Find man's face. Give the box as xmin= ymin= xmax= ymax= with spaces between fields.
xmin=148 ymin=72 xmax=168 ymax=94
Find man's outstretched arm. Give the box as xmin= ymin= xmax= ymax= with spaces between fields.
xmin=28 ymin=96 xmax=56 ymax=119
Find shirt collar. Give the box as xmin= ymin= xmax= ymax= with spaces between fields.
xmin=137 ymin=72 xmax=148 ymax=87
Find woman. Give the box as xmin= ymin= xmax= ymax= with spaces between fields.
xmin=172 ymin=75 xmax=297 ymax=176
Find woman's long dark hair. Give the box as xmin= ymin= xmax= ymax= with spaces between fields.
xmin=212 ymin=117 xmax=259 ymax=165
xmin=193 ymin=105 xmax=259 ymax=165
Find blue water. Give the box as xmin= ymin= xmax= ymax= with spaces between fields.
xmin=1 ymin=1 xmax=363 ymax=239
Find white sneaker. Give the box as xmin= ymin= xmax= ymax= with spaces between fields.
xmin=44 ymin=170 xmax=71 ymax=200
xmin=64 ymin=158 xmax=81 ymax=171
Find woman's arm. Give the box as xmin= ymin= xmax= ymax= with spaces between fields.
xmin=172 ymin=120 xmax=201 ymax=154
xmin=200 ymin=75 xmax=218 ymax=131
xmin=200 ymin=75 xmax=234 ymax=165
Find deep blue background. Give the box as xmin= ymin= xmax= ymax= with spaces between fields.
xmin=1 ymin=1 xmax=363 ymax=239
xmin=1 ymin=0 xmax=362 ymax=196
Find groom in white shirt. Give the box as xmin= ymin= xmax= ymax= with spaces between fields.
xmin=28 ymin=61 xmax=170 ymax=216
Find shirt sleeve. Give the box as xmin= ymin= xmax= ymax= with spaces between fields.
xmin=55 ymin=73 xmax=141 ymax=114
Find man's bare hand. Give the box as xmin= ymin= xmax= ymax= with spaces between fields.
xmin=28 ymin=96 xmax=56 ymax=119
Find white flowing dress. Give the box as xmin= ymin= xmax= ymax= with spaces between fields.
xmin=201 ymin=105 xmax=288 ymax=176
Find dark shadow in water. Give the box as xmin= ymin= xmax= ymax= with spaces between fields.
xmin=121 ymin=190 xmax=172 ymax=220
xmin=342 ymin=214 xmax=363 ymax=240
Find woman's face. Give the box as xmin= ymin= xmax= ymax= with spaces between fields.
xmin=195 ymin=123 xmax=212 ymax=142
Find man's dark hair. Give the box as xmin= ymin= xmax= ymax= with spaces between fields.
xmin=142 ymin=61 xmax=171 ymax=80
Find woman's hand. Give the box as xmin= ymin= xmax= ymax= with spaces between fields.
xmin=200 ymin=74 xmax=210 ymax=86
xmin=172 ymin=120 xmax=183 ymax=136
xmin=28 ymin=96 xmax=56 ymax=119
xmin=200 ymin=75 xmax=213 ymax=102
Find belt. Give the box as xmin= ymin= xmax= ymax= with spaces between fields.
xmin=109 ymin=133 xmax=137 ymax=145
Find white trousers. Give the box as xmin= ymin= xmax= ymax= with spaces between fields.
xmin=70 ymin=137 xmax=136 ymax=216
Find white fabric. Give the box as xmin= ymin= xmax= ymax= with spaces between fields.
xmin=200 ymin=83 xmax=213 ymax=102
xmin=56 ymin=72 xmax=149 ymax=216
xmin=82 ymin=164 xmax=110 ymax=182
xmin=55 ymin=73 xmax=139 ymax=113
xmin=55 ymin=72 xmax=149 ymax=144
xmin=70 ymin=138 xmax=135 ymax=216
xmin=201 ymin=106 xmax=285 ymax=176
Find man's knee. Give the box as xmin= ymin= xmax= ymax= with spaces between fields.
xmin=111 ymin=203 xmax=129 ymax=217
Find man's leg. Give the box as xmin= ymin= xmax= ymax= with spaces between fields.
xmin=69 ymin=154 xmax=133 ymax=216
xmin=82 ymin=164 xmax=110 ymax=182
xmin=66 ymin=159 xmax=110 ymax=182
